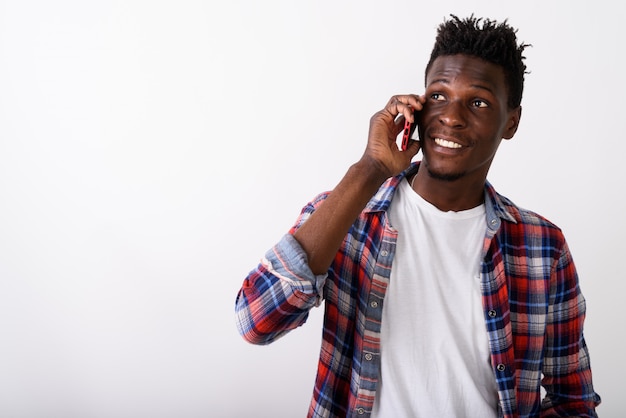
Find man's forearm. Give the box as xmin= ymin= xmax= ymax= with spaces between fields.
xmin=293 ymin=159 xmax=388 ymax=275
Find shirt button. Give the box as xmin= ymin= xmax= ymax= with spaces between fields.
xmin=356 ymin=408 xmax=365 ymax=415
xmin=370 ymin=301 xmax=378 ymax=309
xmin=364 ymin=353 xmax=373 ymax=361
xmin=380 ymin=250 xmax=389 ymax=257
xmin=488 ymin=309 xmax=497 ymax=318
xmin=497 ymin=363 xmax=506 ymax=372
xmin=490 ymin=218 xmax=498 ymax=226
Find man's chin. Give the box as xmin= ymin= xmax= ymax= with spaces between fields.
xmin=423 ymin=161 xmax=465 ymax=182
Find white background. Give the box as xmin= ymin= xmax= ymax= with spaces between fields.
xmin=0 ymin=1 xmax=623 ymax=417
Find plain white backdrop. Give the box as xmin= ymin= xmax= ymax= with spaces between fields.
xmin=0 ymin=1 xmax=623 ymax=417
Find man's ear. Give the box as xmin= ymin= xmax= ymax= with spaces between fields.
xmin=503 ymin=106 xmax=522 ymax=140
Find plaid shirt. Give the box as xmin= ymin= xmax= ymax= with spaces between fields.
xmin=235 ymin=162 xmax=600 ymax=418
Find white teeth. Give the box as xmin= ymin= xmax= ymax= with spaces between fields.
xmin=434 ymin=138 xmax=462 ymax=149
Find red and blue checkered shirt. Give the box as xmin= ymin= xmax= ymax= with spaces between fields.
xmin=236 ymin=162 xmax=600 ymax=418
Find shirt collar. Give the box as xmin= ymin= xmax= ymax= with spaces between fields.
xmin=364 ymin=161 xmax=518 ymax=227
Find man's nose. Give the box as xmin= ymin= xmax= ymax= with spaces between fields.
xmin=438 ymin=100 xmax=467 ymax=128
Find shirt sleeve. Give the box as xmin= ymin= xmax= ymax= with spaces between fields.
xmin=540 ymin=241 xmax=601 ymax=417
xmin=235 ymin=233 xmax=328 ymax=345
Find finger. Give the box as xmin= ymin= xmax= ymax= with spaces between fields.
xmin=409 ymin=94 xmax=426 ymax=113
xmin=393 ymin=116 xmax=406 ymax=137
xmin=386 ymin=96 xmax=412 ymax=122
xmin=387 ymin=94 xmax=421 ymax=107
xmin=409 ymin=94 xmax=426 ymax=107
xmin=405 ymin=94 xmax=427 ymax=117
xmin=387 ymin=95 xmax=424 ymax=122
xmin=393 ymin=113 xmax=406 ymax=127
xmin=407 ymin=139 xmax=421 ymax=153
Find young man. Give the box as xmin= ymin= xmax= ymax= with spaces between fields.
xmin=235 ymin=15 xmax=601 ymax=418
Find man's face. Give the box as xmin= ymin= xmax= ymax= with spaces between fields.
xmin=417 ymin=54 xmax=521 ymax=183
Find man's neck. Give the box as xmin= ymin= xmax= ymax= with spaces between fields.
xmin=411 ymin=167 xmax=486 ymax=212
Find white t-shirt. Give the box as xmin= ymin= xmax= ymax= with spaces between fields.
xmin=371 ymin=178 xmax=499 ymax=418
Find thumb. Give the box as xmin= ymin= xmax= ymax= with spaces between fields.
xmin=405 ymin=139 xmax=421 ymax=158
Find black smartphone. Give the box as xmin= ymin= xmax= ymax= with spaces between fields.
xmin=401 ymin=110 xmax=419 ymax=151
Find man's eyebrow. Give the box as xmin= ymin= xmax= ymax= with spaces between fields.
xmin=428 ymin=79 xmax=496 ymax=94
xmin=428 ymin=78 xmax=449 ymax=85
xmin=470 ymin=84 xmax=496 ymax=94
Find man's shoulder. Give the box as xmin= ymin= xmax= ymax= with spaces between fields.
xmin=299 ymin=174 xmax=402 ymax=217
xmin=364 ymin=174 xmax=405 ymax=213
xmin=490 ymin=188 xmax=563 ymax=233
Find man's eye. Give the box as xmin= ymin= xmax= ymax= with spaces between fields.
xmin=431 ymin=93 xmax=444 ymax=101
xmin=473 ymin=99 xmax=488 ymax=108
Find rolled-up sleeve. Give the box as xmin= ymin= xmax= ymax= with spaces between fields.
xmin=541 ymin=242 xmax=601 ymax=416
xmin=235 ymin=233 xmax=327 ymax=345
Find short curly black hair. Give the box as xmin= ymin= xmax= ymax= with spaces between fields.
xmin=426 ymin=14 xmax=530 ymax=109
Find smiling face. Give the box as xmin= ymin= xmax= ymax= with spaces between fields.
xmin=418 ymin=54 xmax=521 ymax=184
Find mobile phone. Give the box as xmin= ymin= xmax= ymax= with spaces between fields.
xmin=401 ymin=111 xmax=419 ymax=151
